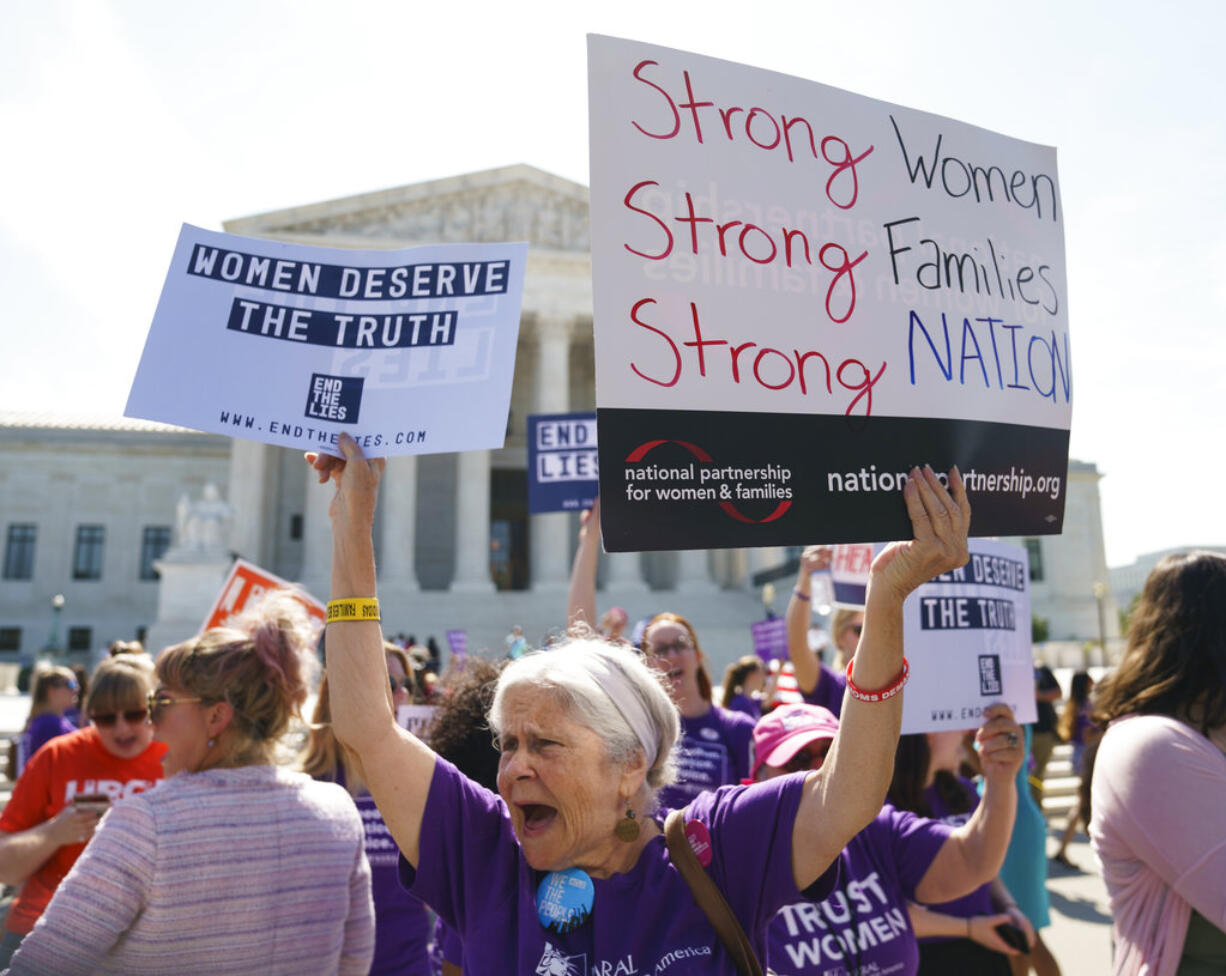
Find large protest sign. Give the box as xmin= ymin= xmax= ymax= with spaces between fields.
xmin=202 ymin=558 xmax=325 ymax=633
xmin=589 ymin=35 xmax=1070 ymax=551
xmin=900 ymin=540 xmax=1036 ymax=733
xmin=527 ymin=412 xmax=599 ymax=513
xmin=126 ymin=225 xmax=527 ymax=458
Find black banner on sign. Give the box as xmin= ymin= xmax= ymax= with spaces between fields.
xmin=596 ymin=409 xmax=1068 ymax=552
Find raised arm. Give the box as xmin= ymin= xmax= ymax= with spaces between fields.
xmin=913 ymin=705 xmax=1023 ymax=903
xmin=309 ymin=434 xmax=438 ymax=867
xmin=791 ymin=465 xmax=970 ymax=890
xmin=566 ymin=499 xmax=600 ymax=632
xmin=786 ymin=545 xmax=831 ymax=695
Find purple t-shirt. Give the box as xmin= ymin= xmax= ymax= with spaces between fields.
xmin=725 ymin=693 xmax=762 ymax=721
xmin=916 ymin=777 xmax=993 ymax=939
xmin=768 ymin=804 xmax=949 ymax=976
xmin=801 ymin=664 xmax=847 ymax=718
xmin=657 ymin=705 xmax=756 ymax=811
xmin=402 ymin=758 xmax=832 ymax=975
xmin=327 ymin=770 xmax=431 ymax=976
xmin=22 ymin=713 xmax=77 ymax=767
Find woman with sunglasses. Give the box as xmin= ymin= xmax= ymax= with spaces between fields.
xmin=15 ymin=667 xmax=79 ymax=776
xmin=6 ymin=591 xmax=375 ymax=976
xmin=301 ymin=641 xmax=433 ymax=976
xmin=0 ymin=656 xmax=164 ymax=968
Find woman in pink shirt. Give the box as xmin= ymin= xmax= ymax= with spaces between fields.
xmin=1090 ymin=551 xmax=1226 ymax=976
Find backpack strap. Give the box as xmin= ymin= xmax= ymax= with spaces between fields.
xmin=663 ymin=809 xmax=764 ymax=976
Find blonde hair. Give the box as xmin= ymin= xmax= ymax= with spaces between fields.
xmin=158 ymin=590 xmax=319 ymax=768
xmin=85 ymin=656 xmax=157 ymax=718
xmin=26 ymin=666 xmax=77 ymax=727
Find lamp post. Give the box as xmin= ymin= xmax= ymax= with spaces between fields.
xmin=761 ymin=582 xmax=776 ymax=619
xmin=1091 ymin=581 xmax=1108 ymax=666
xmin=44 ymin=592 xmax=66 ymax=664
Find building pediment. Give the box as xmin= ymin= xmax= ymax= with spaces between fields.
xmin=224 ymin=164 xmax=590 ymax=253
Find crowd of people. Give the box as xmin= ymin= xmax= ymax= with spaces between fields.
xmin=0 ymin=436 xmax=1222 ymax=974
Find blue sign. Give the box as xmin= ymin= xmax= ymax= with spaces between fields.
xmin=527 ymin=412 xmax=599 ymax=514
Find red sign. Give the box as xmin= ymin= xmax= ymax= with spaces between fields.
xmin=202 ymin=558 xmax=326 ymax=633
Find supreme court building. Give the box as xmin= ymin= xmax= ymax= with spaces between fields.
xmin=1 ymin=166 xmax=1118 ymax=669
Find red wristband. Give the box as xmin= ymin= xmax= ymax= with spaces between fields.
xmin=845 ymin=657 xmax=909 ymax=703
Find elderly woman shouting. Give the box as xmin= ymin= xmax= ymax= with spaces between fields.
xmin=313 ymin=434 xmax=970 ymax=973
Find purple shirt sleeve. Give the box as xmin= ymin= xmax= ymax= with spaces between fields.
xmin=688 ymin=773 xmax=838 ymax=937
xmin=878 ymin=805 xmax=951 ymax=899
xmin=398 ymin=758 xmax=520 ymax=936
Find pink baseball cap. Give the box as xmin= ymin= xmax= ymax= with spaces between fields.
xmin=752 ymin=703 xmax=840 ymax=779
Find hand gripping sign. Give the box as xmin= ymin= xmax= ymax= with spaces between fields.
xmin=588 ymin=35 xmax=1070 ymax=552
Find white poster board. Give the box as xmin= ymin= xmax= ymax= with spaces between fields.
xmin=126 ymin=225 xmax=527 ymax=458
xmin=588 ymin=35 xmax=1070 ymax=551
xmin=900 ymin=539 xmax=1037 ymax=733
xmin=397 ymin=704 xmax=437 ymax=740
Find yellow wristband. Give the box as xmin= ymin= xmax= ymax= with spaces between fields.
xmin=326 ymin=598 xmax=381 ymax=623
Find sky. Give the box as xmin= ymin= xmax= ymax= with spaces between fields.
xmin=2 ymin=0 xmax=1223 ymax=567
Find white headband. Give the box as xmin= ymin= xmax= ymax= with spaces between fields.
xmin=587 ymin=651 xmax=659 ymax=770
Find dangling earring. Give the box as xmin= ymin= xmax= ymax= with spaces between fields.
xmin=614 ymin=808 xmax=640 ymax=842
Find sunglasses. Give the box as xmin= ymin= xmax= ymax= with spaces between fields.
xmin=91 ymin=708 xmax=149 ymax=727
xmin=389 ymin=675 xmax=413 ymax=693
xmin=783 ymin=742 xmax=833 ymax=773
xmin=146 ymin=692 xmax=206 ymax=721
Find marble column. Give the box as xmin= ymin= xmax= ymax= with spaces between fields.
xmin=676 ymin=547 xmax=717 ymax=592
xmin=298 ymin=465 xmax=334 ymax=602
xmin=531 ymin=315 xmax=573 ymax=591
xmin=380 ymin=455 xmax=420 ymax=613
xmin=226 ymin=440 xmax=273 ymax=565
xmin=604 ymin=550 xmax=648 ymax=593
xmin=451 ymin=449 xmax=495 ymax=593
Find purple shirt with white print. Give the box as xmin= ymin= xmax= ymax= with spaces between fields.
xmin=768 ymin=804 xmax=949 ymax=976
xmin=656 ymin=705 xmax=755 ymax=811
xmin=401 ymin=760 xmax=836 ymax=975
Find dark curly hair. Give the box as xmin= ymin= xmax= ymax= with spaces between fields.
xmin=426 ymin=659 xmax=503 ymax=791
xmin=1094 ymin=551 xmax=1226 ymax=732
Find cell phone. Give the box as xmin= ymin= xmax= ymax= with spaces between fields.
xmin=995 ymin=922 xmax=1030 ymax=953
xmin=72 ymin=793 xmax=111 ymax=817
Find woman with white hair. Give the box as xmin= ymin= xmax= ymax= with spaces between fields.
xmin=312 ymin=434 xmax=971 ymax=973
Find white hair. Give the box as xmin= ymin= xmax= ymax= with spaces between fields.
xmin=489 ymin=638 xmax=679 ymax=802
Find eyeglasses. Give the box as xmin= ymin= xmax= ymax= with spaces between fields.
xmin=51 ymin=679 xmax=79 ymax=692
xmin=648 ymin=639 xmax=693 ymax=657
xmin=91 ymin=708 xmax=149 ymax=727
xmin=389 ymin=675 xmax=413 ymax=693
xmin=783 ymin=742 xmax=832 ymax=774
xmin=146 ymin=692 xmax=206 ymax=721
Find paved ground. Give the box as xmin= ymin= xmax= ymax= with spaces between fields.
xmin=1043 ymin=826 xmax=1114 ymax=975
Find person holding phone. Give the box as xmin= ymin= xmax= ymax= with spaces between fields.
xmin=0 ymin=656 xmax=164 ymax=968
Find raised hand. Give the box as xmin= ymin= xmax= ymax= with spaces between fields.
xmin=306 ymin=434 xmax=386 ymax=528
xmin=976 ymin=703 xmax=1025 ymax=784
xmin=869 ymin=465 xmax=971 ymax=602
xmin=798 ymin=545 xmax=832 ymax=576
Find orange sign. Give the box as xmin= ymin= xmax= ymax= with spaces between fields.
xmin=202 ymin=558 xmax=326 ymax=633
